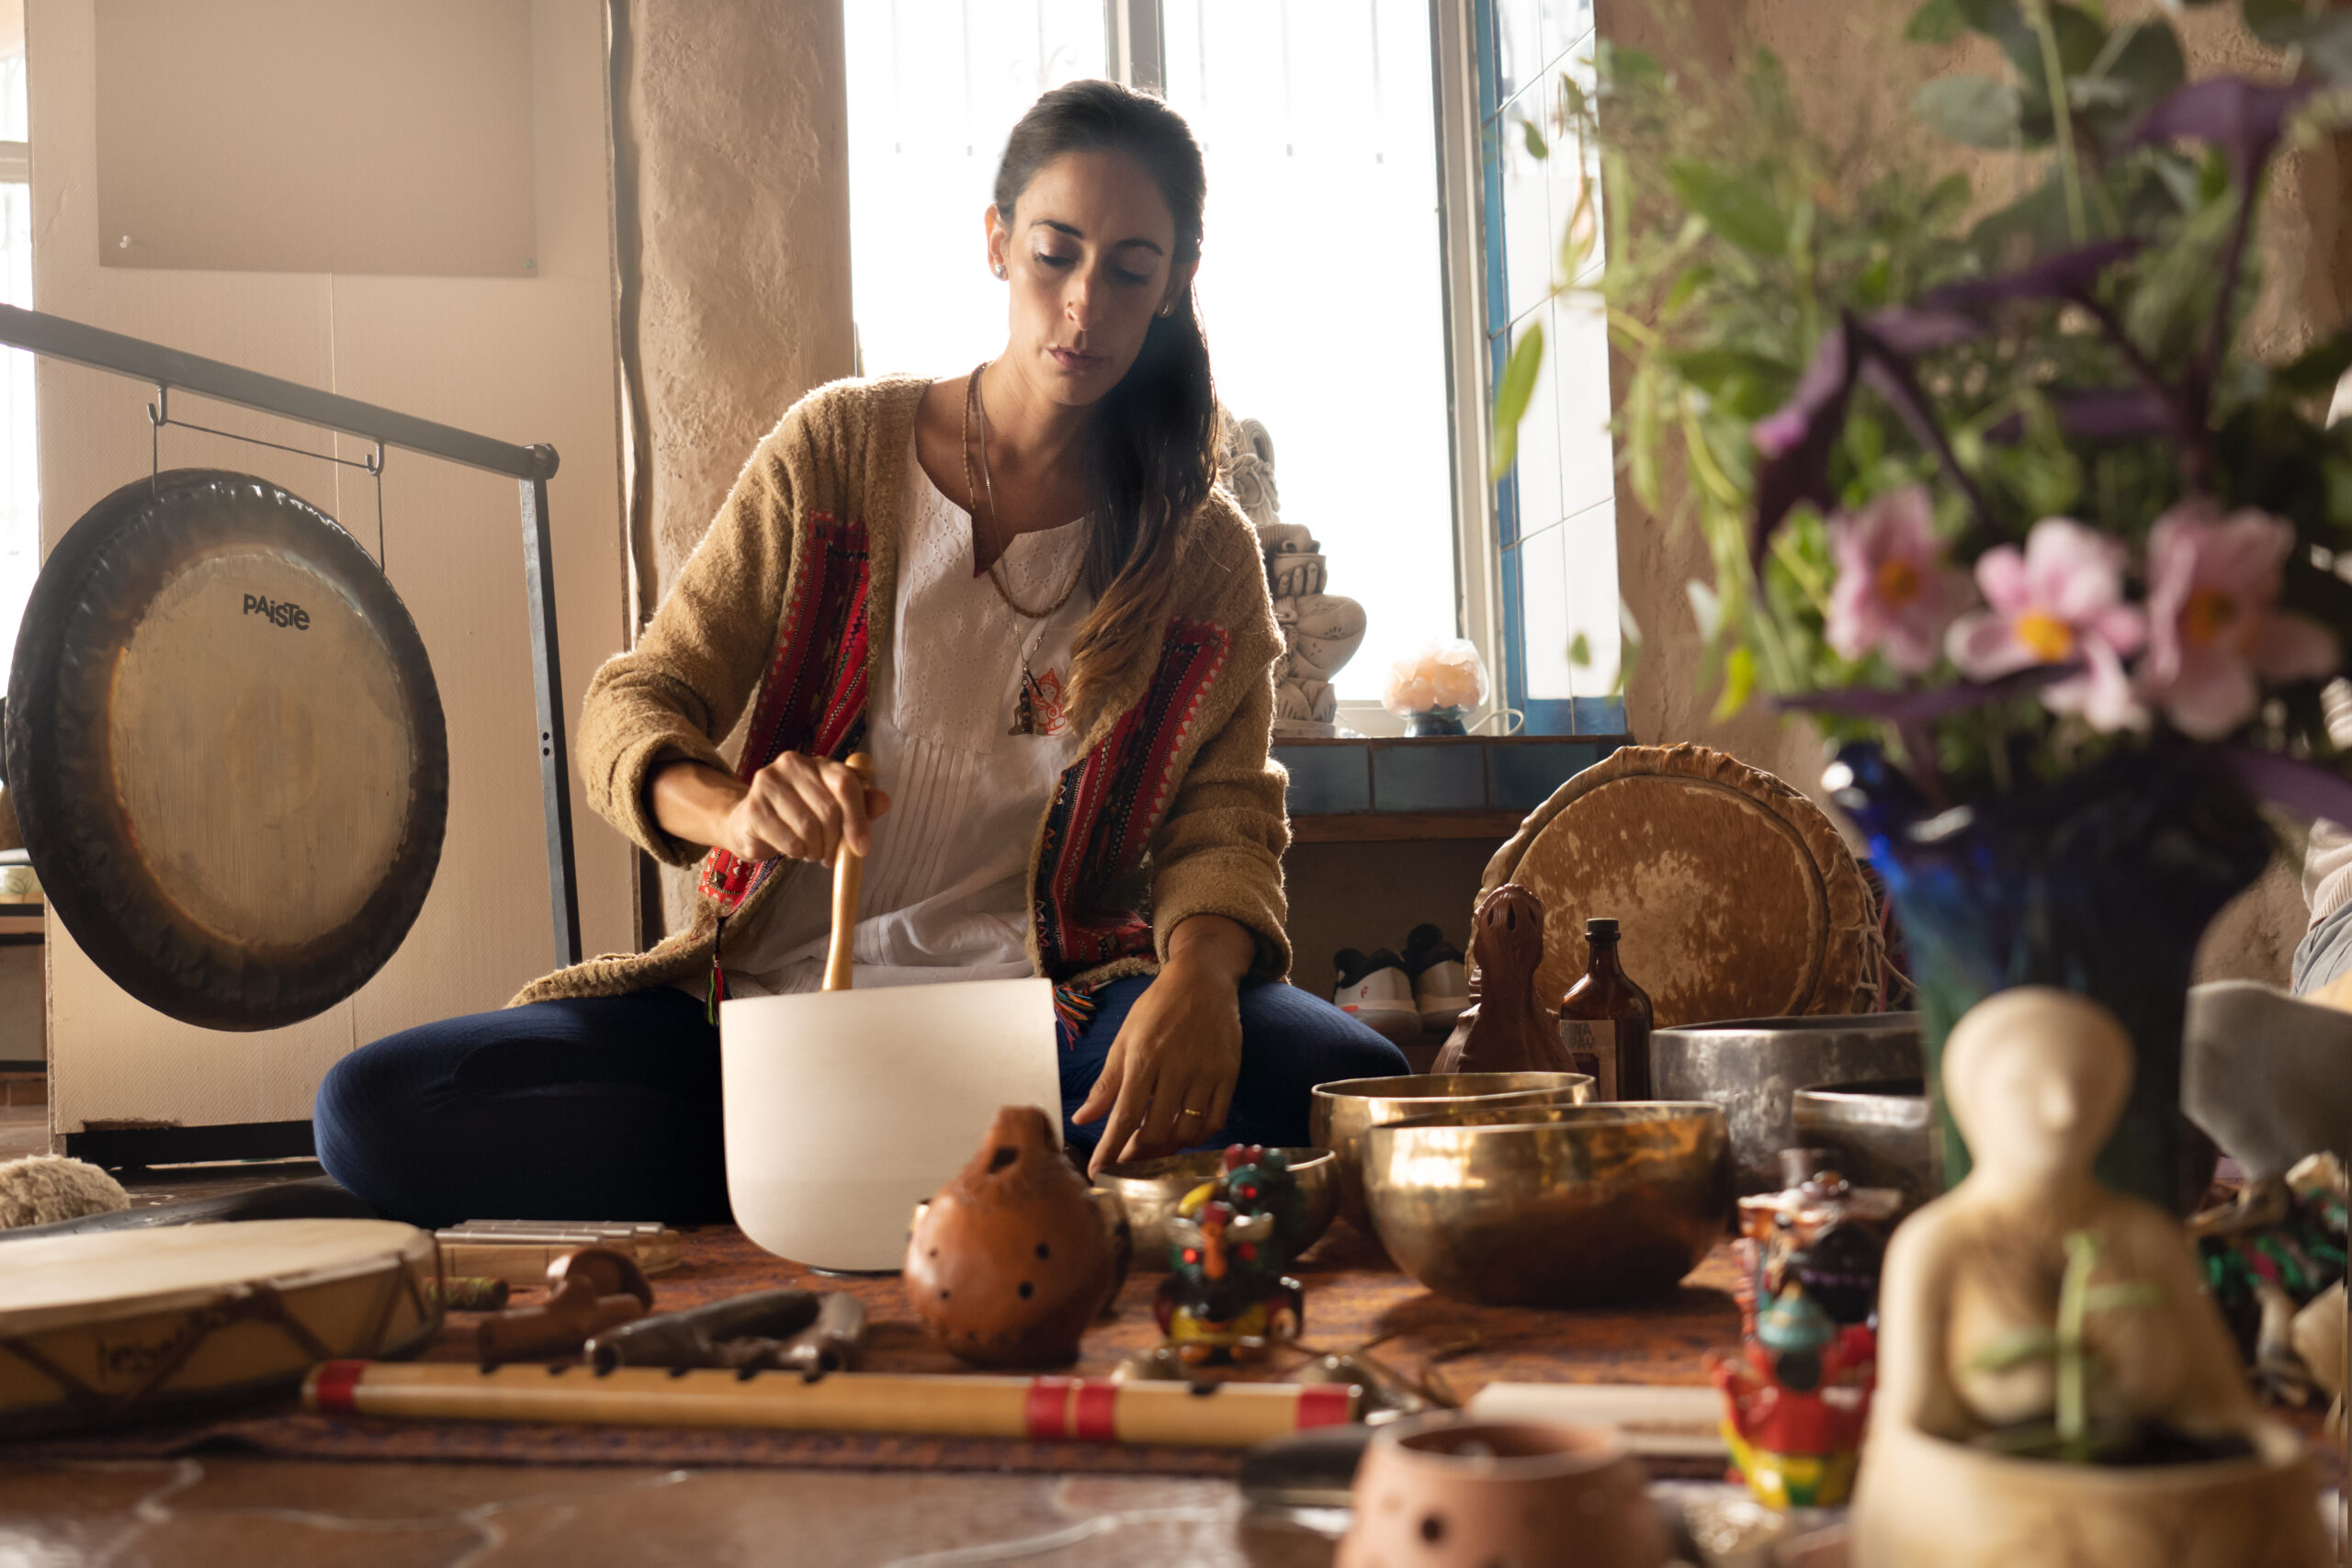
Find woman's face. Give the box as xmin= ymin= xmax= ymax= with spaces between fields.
xmin=987 ymin=149 xmax=1194 ymax=407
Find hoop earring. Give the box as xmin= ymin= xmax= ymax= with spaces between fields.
xmin=1157 ymin=299 xmax=1175 ymax=318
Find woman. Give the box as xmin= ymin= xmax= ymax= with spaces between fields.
xmin=313 ymin=80 xmax=1408 ymax=1228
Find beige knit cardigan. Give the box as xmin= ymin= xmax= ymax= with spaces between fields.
xmin=513 ymin=374 xmax=1292 ymax=1005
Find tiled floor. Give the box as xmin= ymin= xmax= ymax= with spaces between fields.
xmin=0 ymin=1457 xmax=1341 ymax=1567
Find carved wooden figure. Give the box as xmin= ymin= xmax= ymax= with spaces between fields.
xmin=1433 ymin=885 xmax=1576 ymax=1076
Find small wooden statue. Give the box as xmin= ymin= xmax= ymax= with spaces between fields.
xmin=1154 ymin=1145 xmax=1306 ymax=1365
xmin=1432 ymin=884 xmax=1577 ymax=1076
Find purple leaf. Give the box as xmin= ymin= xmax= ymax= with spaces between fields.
xmin=2131 ymin=77 xmax=2318 ymax=179
xmin=1924 ymin=239 xmax=2143 ymax=311
xmin=1859 ymin=306 xmax=1984 ymax=357
xmin=2049 ymin=387 xmax=2175 ymax=439
xmin=2218 ymin=745 xmax=2352 ymax=825
xmin=1750 ymin=321 xmax=1856 ymax=559
xmin=1774 ymin=665 xmax=2080 ymax=723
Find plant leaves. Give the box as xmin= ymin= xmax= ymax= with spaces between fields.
xmin=2131 ymin=76 xmax=2318 ymax=180
xmin=2220 ymin=746 xmax=2352 ymax=824
xmin=1967 ymin=1325 xmax=2063 ymax=1371
xmin=2080 ymin=1282 xmax=2164 ymax=1314
xmin=1916 ymin=74 xmax=2026 ymax=148
xmin=2098 ymin=20 xmax=2187 ymax=115
xmin=1749 ymin=322 xmax=1856 ymax=554
xmin=1927 ymin=236 xmax=2141 ymax=310
xmin=1490 ymin=320 xmax=1545 ymax=482
xmin=1777 ymin=664 xmax=2083 ymax=722
xmin=1568 ymin=632 xmax=1593 ymax=668
xmin=2278 ymin=325 xmax=2352 ymax=397
xmin=1996 ymin=1 xmax=2109 ymax=85
xmin=1908 ymin=0 xmax=1968 ymax=42
xmin=1521 ymin=115 xmax=1550 ymax=162
xmin=1713 ymin=645 xmax=1758 ymax=721
xmin=1667 ymin=158 xmax=1788 ymax=256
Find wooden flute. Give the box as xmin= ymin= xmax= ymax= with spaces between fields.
xmin=303 ymin=1360 xmax=1360 ymax=1448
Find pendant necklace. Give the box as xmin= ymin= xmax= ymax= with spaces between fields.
xmin=964 ymin=362 xmax=1086 ymax=736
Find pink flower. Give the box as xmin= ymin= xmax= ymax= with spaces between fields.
xmin=2137 ymin=501 xmax=2337 ymax=739
xmin=1825 ymin=485 xmax=1970 ymax=673
xmin=1947 ymin=517 xmax=2149 ymax=733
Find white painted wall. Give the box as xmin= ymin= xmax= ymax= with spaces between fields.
xmin=26 ymin=0 xmax=633 ymax=1135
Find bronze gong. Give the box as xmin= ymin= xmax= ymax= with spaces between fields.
xmin=6 ymin=468 xmax=447 ymax=1030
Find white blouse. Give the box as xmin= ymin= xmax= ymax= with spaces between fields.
xmin=708 ymin=434 xmax=1093 ymax=998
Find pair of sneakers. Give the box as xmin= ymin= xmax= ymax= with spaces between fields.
xmin=1332 ymin=925 xmax=1468 ymax=1046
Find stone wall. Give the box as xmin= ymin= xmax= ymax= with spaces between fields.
xmin=610 ymin=0 xmax=855 ymax=933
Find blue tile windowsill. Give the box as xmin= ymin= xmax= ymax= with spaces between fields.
xmin=1273 ymin=734 xmax=1631 ymax=821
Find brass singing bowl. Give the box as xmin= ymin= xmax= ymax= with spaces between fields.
xmin=1310 ymin=1073 xmax=1595 ymax=1230
xmin=1096 ymin=1147 xmax=1339 ymax=1270
xmin=1363 ymin=1101 xmax=1731 ymax=1309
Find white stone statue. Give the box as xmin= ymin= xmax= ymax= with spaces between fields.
xmin=1218 ymin=411 xmax=1366 ymax=737
xmin=1851 ymin=987 xmax=2327 ymax=1568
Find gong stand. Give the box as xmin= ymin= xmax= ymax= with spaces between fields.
xmin=0 ymin=302 xmax=582 ymax=969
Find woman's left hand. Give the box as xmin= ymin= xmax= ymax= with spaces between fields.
xmin=1073 ymin=915 xmax=1256 ymax=1176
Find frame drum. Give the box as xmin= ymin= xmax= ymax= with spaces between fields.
xmin=0 ymin=1217 xmax=442 ymax=1437
xmin=6 ymin=469 xmax=447 ymax=1029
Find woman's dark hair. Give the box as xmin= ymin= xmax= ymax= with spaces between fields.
xmin=993 ymin=79 xmax=1216 ymax=726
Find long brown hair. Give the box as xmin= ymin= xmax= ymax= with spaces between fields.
xmin=993 ymin=80 xmax=1218 ymax=728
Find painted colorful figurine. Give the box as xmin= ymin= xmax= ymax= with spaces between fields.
xmin=1152 ymin=1145 xmax=1306 ymax=1365
xmin=1711 ymin=1284 xmax=1876 ymax=1509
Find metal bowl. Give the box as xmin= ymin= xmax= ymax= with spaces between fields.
xmin=1650 ymin=1013 xmax=1921 ymax=1193
xmin=1789 ymin=1077 xmax=1939 ymax=1208
xmin=1310 ymin=1072 xmax=1595 ymax=1229
xmin=1097 ymin=1147 xmax=1339 ymax=1270
xmin=1363 ymin=1101 xmax=1731 ymax=1308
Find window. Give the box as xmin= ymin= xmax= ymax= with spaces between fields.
xmin=0 ymin=0 xmax=31 ymax=672
xmin=1476 ymin=0 xmax=1622 ymax=734
xmin=843 ymin=0 xmax=1457 ymax=708
xmin=1159 ymin=2 xmax=1453 ymax=703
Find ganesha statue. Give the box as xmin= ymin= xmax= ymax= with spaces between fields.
xmin=1218 ymin=410 xmax=1367 ymax=737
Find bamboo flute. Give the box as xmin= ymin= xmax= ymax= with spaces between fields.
xmin=304 ymin=1360 xmax=1360 ymax=1449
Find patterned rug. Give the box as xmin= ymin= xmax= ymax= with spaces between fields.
xmin=3 ymin=1220 xmax=1746 ymax=1477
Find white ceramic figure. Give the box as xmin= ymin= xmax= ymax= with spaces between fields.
xmin=1850 ymin=987 xmax=2328 ymax=1568
xmin=1219 ymin=410 xmax=1363 ymax=737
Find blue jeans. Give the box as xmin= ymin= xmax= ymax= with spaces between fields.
xmin=313 ymin=976 xmax=1405 ymax=1227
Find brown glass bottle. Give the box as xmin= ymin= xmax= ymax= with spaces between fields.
xmin=1558 ymin=918 xmax=1653 ymax=1101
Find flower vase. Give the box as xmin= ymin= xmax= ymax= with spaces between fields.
xmin=1828 ymin=740 xmax=2272 ymax=1213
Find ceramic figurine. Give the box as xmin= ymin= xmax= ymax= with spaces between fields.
xmin=2191 ymin=1153 xmax=2347 ymax=1407
xmin=1850 ymin=987 xmax=2330 ymax=1568
xmin=904 ymin=1105 xmax=1117 ymax=1369
xmin=1153 ymin=1146 xmax=1306 ymax=1365
xmin=1710 ymin=1284 xmax=1875 ymax=1508
xmin=1735 ymin=1159 xmax=1902 ymax=1337
xmin=1432 ymin=885 xmax=1576 ymax=1076
xmin=1218 ymin=410 xmax=1366 ymax=738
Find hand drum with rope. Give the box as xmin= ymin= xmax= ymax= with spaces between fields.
xmin=6 ymin=469 xmax=447 ymax=1030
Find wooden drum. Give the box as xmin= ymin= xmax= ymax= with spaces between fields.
xmin=6 ymin=469 xmax=447 ymax=1029
xmin=1482 ymin=743 xmax=1879 ymax=1029
xmin=0 ymin=1217 xmax=442 ymax=1437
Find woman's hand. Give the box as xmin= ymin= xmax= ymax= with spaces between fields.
xmin=1073 ymin=915 xmax=1256 ymax=1176
xmin=650 ymin=755 xmax=890 ymax=864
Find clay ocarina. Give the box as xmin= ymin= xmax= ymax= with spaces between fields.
xmin=1433 ymin=884 xmax=1577 ymax=1076
xmin=906 ymin=1105 xmax=1116 ymax=1368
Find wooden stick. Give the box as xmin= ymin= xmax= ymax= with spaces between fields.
xmin=822 ymin=752 xmax=875 ymax=993
xmin=303 ymin=1361 xmax=1358 ymax=1449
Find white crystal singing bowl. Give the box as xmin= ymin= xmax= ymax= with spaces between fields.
xmin=719 ymin=976 xmax=1061 ymax=1272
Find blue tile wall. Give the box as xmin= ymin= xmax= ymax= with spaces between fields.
xmin=1372 ymin=743 xmax=1489 ymax=812
xmin=1272 ymin=746 xmax=1371 ymax=815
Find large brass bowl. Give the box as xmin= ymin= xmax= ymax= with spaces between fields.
xmin=1363 ymin=1101 xmax=1730 ymax=1308
xmin=1097 ymin=1147 xmax=1338 ymax=1270
xmin=1310 ymin=1072 xmax=1595 ymax=1229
